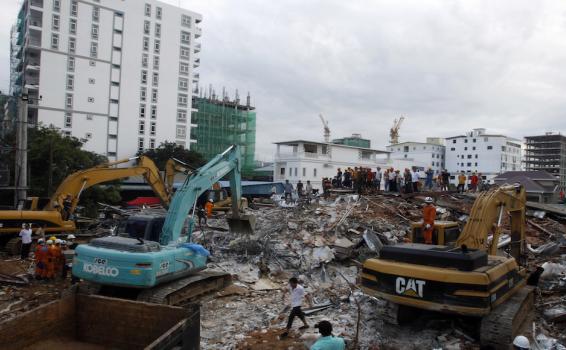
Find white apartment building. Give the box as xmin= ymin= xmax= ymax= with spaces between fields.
xmin=386 ymin=138 xmax=445 ymax=174
xmin=273 ymin=140 xmax=398 ymax=190
xmin=445 ymin=128 xmax=522 ymax=184
xmin=10 ymin=0 xmax=202 ymax=161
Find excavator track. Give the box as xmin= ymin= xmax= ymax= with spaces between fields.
xmin=480 ymin=286 xmax=535 ymax=349
xmin=136 ymin=270 xmax=232 ymax=306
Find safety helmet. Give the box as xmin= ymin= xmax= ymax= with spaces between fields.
xmin=67 ymin=234 xmax=76 ymax=239
xmin=37 ymin=238 xmax=44 ymax=244
xmin=425 ymin=197 xmax=434 ymax=203
xmin=47 ymin=240 xmax=54 ymax=245
xmin=512 ymin=335 xmax=530 ymax=349
xmin=209 ymin=199 xmax=214 ymax=203
xmin=61 ymin=240 xmax=67 ymax=245
xmin=49 ymin=236 xmax=57 ymax=241
xmin=55 ymin=239 xmax=62 ymax=244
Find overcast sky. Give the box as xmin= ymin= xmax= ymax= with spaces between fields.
xmin=1 ymin=0 xmax=566 ymax=161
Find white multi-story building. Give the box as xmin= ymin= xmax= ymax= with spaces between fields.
xmin=386 ymin=137 xmax=445 ymax=174
xmin=273 ymin=140 xmax=401 ymax=190
xmin=445 ymin=128 xmax=522 ymax=184
xmin=10 ymin=0 xmax=202 ymax=161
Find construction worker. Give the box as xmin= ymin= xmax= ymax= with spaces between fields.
xmin=34 ymin=239 xmax=46 ymax=279
xmin=205 ymin=199 xmax=214 ymax=218
xmin=45 ymin=239 xmax=56 ymax=279
xmin=67 ymin=234 xmax=77 ymax=249
xmin=422 ymin=197 xmax=436 ymax=244
xmin=512 ymin=335 xmax=530 ymax=350
xmin=310 ymin=320 xmax=345 ymax=350
xmin=457 ymin=172 xmax=467 ymax=193
xmin=54 ymin=239 xmax=64 ymax=278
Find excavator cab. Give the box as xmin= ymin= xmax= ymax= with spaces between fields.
xmin=410 ymin=221 xmax=461 ymax=246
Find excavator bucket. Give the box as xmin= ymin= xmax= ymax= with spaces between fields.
xmin=226 ymin=214 xmax=256 ymax=235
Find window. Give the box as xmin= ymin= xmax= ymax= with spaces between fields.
xmin=473 ymin=138 xmax=476 ymax=143
xmin=501 ymin=146 xmax=506 ymax=151
xmin=151 ymin=89 xmax=158 ymax=103
xmin=144 ymin=20 xmax=150 ymax=34
xmin=178 ymin=78 xmax=188 ymax=90
xmin=91 ymin=24 xmax=99 ymax=40
xmin=140 ymin=87 xmax=147 ymax=101
xmin=51 ymin=34 xmax=59 ymax=49
xmin=138 ymin=137 xmax=144 ymax=151
xmin=302 ymin=168 xmax=306 ymax=176
xmin=180 ymin=46 xmax=190 ymax=59
xmin=177 ymin=110 xmax=187 ymax=123
xmin=181 ymin=14 xmax=191 ymax=27
xmin=139 ymin=120 xmax=145 ymax=134
xmin=154 ymin=40 xmax=160 ymax=54
xmin=145 ymin=4 xmax=151 ymax=17
xmin=89 ymin=60 xmax=96 ymax=66
xmin=86 ymin=114 xmax=93 ymax=120
xmin=71 ymin=1 xmax=78 ymax=16
xmin=65 ymin=93 xmax=73 ymax=108
xmin=464 ymin=147 xmax=467 ymax=151
xmin=156 ymin=7 xmax=162 ymax=19
xmin=181 ymin=31 xmax=191 ymax=45
xmin=143 ymin=37 xmax=149 ymax=51
xmin=64 ymin=113 xmax=72 ymax=128
xmin=177 ymin=94 xmax=188 ymax=106
xmin=68 ymin=37 xmax=76 ymax=53
xmin=467 ymin=162 xmax=472 ymax=167
xmin=452 ymin=139 xmax=456 ymax=144
xmin=149 ymin=139 xmax=155 ymax=149
xmin=88 ymin=97 xmax=95 ymax=103
xmin=467 ymin=155 xmax=472 ymax=159
xmin=464 ymin=139 xmax=468 ymax=143
xmin=176 ymin=125 xmax=186 ymax=138
xmin=151 ymin=105 xmax=157 ymax=119
xmin=152 ymin=72 xmax=158 ymax=86
xmin=487 ymin=145 xmax=493 ymax=150
xmin=141 ymin=70 xmax=147 ymax=84
xmin=155 ymin=23 xmax=161 ymax=38
xmin=52 ymin=14 xmax=60 ymax=31
xmin=69 ymin=18 xmax=77 ymax=34
xmin=153 ymin=56 xmax=159 ymax=70
xmin=475 ymin=162 xmax=478 ymax=166
xmin=67 ymin=57 xmax=75 ymax=72
xmin=90 ymin=42 xmax=98 ymax=58
xmin=179 ymin=62 xmax=189 ymax=75
xmin=313 ymin=168 xmax=317 ymax=177
xmin=280 ymin=168 xmax=285 ymax=176
xmin=294 ymin=168 xmax=298 ymax=176
xmin=142 ymin=53 xmax=148 ymax=67
xmin=92 ymin=6 xmax=100 ymax=22
xmin=140 ymin=104 xmax=146 ymax=118
xmin=53 ymin=0 xmax=61 ymax=12
xmin=475 ymin=154 xmax=478 ymax=159
xmin=484 ymin=137 xmax=488 ymax=142
xmin=150 ymin=122 xmax=156 ymax=136
xmin=66 ymin=74 xmax=74 ymax=90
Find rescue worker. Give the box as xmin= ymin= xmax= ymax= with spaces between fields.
xmin=66 ymin=234 xmax=77 ymax=249
xmin=34 ymin=238 xmax=46 ymax=280
xmin=310 ymin=320 xmax=345 ymax=350
xmin=204 ymin=199 xmax=214 ymax=218
xmin=512 ymin=335 xmax=530 ymax=350
xmin=45 ymin=239 xmax=56 ymax=279
xmin=54 ymin=239 xmax=64 ymax=278
xmin=457 ymin=171 xmax=467 ymax=193
xmin=197 ymin=205 xmax=207 ymax=226
xmin=422 ymin=197 xmax=436 ymax=244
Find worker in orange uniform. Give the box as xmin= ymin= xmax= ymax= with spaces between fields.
xmin=422 ymin=197 xmax=436 ymax=244
xmin=45 ymin=239 xmax=56 ymax=279
xmin=34 ymin=238 xmax=46 ymax=279
xmin=205 ymin=199 xmax=214 ymax=218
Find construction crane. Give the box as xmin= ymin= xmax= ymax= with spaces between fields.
xmin=318 ymin=113 xmax=330 ymax=142
xmin=389 ymin=116 xmax=405 ymax=145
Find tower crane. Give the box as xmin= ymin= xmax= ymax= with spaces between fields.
xmin=318 ymin=113 xmax=330 ymax=142
xmin=389 ymin=116 xmax=405 ymax=145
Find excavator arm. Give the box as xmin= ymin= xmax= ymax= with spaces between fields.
xmin=160 ymin=145 xmax=250 ymax=245
xmin=455 ymin=184 xmax=526 ymax=259
xmin=45 ymin=156 xmax=170 ymax=214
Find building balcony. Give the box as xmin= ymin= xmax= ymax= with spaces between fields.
xmin=194 ymin=43 xmax=201 ymax=53
xmin=195 ymin=27 xmax=202 ymax=38
xmin=193 ymin=58 xmax=200 ymax=68
xmin=274 ymin=151 xmax=331 ymax=161
xmin=192 ymin=73 xmax=200 ymax=82
xmin=29 ymin=0 xmax=44 ymax=9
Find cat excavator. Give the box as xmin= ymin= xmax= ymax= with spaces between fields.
xmin=361 ymin=184 xmax=534 ymax=348
xmin=0 ymin=156 xmax=171 ymax=254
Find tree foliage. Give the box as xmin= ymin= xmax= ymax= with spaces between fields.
xmin=138 ymin=141 xmax=206 ymax=169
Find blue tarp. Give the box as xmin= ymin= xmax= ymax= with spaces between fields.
xmin=179 ymin=243 xmax=210 ymax=256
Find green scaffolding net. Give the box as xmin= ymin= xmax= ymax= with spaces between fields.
xmin=191 ymin=97 xmax=256 ymax=176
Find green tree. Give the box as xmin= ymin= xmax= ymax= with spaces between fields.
xmin=138 ymin=141 xmax=206 ymax=169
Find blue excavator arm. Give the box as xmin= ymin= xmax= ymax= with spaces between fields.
xmin=159 ymin=145 xmax=244 ymax=245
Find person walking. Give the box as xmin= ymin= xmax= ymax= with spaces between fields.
xmin=281 ymin=277 xmax=312 ymax=337
xmin=457 ymin=172 xmax=466 ymax=193
xmin=310 ymin=320 xmax=346 ymax=350
xmin=411 ymin=168 xmax=420 ymax=193
xmin=425 ymin=168 xmax=434 ymax=191
xmin=19 ymin=224 xmax=33 ymax=260
xmin=422 ymin=197 xmax=436 ymax=244
xmin=284 ymin=180 xmax=293 ymax=202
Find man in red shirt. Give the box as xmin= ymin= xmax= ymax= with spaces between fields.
xmin=422 ymin=197 xmax=436 ymax=244
xmin=470 ymin=172 xmax=479 ymax=192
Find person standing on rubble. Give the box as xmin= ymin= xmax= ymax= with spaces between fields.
xmin=422 ymin=197 xmax=436 ymax=244
xmin=470 ymin=172 xmax=479 ymax=192
xmin=388 ymin=168 xmax=396 ymax=192
xmin=375 ymin=167 xmax=382 ymax=191
xmin=205 ymin=199 xmax=214 ymax=218
xmin=34 ymin=238 xmax=46 ymax=279
xmin=412 ymin=168 xmax=420 ymax=193
xmin=336 ymin=168 xmax=342 ymax=188
xmin=441 ymin=170 xmax=450 ymax=191
xmin=383 ymin=169 xmax=389 ymax=191
xmin=425 ymin=168 xmax=434 ymax=191
xmin=297 ymin=180 xmax=304 ymax=197
xmin=284 ymin=180 xmax=294 ymax=202
xmin=281 ymin=277 xmax=312 ymax=337
xmin=310 ymin=320 xmax=345 ymax=350
xmin=305 ymin=181 xmax=313 ymax=203
xmin=19 ymin=223 xmax=33 ymax=260
xmin=457 ymin=171 xmax=467 ymax=193
xmin=403 ymin=169 xmax=412 ymax=193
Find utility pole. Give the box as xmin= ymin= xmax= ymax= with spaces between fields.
xmin=14 ymin=88 xmax=28 ymax=208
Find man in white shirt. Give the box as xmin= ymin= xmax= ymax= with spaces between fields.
xmin=411 ymin=169 xmax=420 ymax=193
xmin=281 ymin=277 xmax=311 ymax=337
xmin=19 ymin=223 xmax=33 ymax=260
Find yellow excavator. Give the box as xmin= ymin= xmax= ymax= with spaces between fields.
xmin=0 ymin=156 xmax=171 ymax=254
xmin=361 ymin=184 xmax=534 ymax=348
